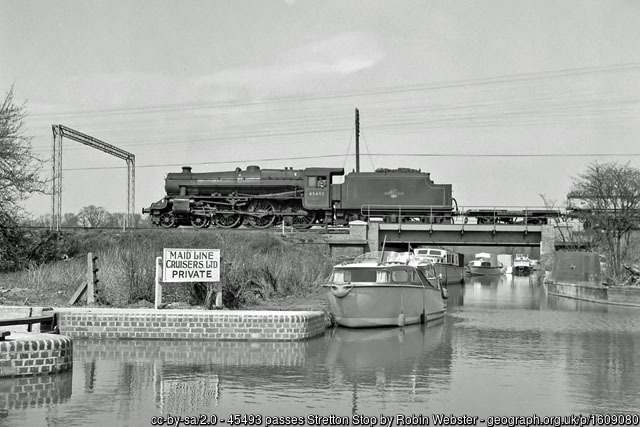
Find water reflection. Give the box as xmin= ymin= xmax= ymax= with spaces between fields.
xmin=6 ymin=274 xmax=640 ymax=425
xmin=0 ymin=371 xmax=72 ymax=411
xmin=445 ymin=283 xmax=464 ymax=307
xmin=324 ymin=322 xmax=451 ymax=414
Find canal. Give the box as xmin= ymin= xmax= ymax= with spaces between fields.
xmin=2 ymin=274 xmax=639 ymax=426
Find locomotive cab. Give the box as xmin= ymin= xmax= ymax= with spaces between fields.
xmin=302 ymin=167 xmax=345 ymax=210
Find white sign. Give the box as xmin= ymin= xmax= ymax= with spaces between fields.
xmin=162 ymin=248 xmax=220 ymax=282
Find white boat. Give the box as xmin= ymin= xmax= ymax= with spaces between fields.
xmin=410 ymin=247 xmax=465 ymax=285
xmin=497 ymin=254 xmax=513 ymax=274
xmin=323 ymin=252 xmax=448 ymax=328
xmin=513 ymin=254 xmax=532 ymax=275
xmin=468 ymin=252 xmax=504 ymax=276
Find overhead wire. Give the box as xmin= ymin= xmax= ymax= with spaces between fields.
xmin=60 ymin=152 xmax=640 ymax=172
xmin=27 ymin=61 xmax=640 ymax=119
xmin=23 ymin=61 xmax=640 ymax=171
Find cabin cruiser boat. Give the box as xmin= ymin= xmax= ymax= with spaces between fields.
xmin=323 ymin=252 xmax=448 ymax=328
xmin=410 ymin=247 xmax=465 ymax=285
xmin=513 ymin=254 xmax=532 ymax=276
xmin=468 ymin=252 xmax=504 ymax=276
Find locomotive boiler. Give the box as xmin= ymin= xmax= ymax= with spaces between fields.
xmin=142 ymin=165 xmax=455 ymax=228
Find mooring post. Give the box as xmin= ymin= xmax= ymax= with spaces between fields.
xmin=87 ymin=252 xmax=98 ymax=304
xmin=215 ymin=282 xmax=223 ymax=308
xmin=154 ymin=256 xmax=163 ymax=309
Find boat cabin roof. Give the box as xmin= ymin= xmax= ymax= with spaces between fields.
xmin=352 ymin=251 xmax=412 ymax=265
xmin=414 ymin=247 xmax=446 ymax=256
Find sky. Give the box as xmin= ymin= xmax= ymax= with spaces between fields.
xmin=2 ymin=0 xmax=640 ymax=219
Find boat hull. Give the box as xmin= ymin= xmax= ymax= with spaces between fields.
xmin=324 ymin=284 xmax=445 ymax=328
xmin=434 ymin=264 xmax=465 ymax=285
xmin=513 ymin=265 xmax=531 ymax=275
xmin=469 ymin=266 xmax=503 ymax=276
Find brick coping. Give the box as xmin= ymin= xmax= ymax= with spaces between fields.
xmin=52 ymin=307 xmax=323 ymax=316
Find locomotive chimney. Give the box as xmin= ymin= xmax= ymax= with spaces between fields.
xmin=182 ymin=166 xmax=192 ymax=174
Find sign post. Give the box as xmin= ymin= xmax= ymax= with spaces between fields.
xmin=155 ymin=248 xmax=221 ymax=309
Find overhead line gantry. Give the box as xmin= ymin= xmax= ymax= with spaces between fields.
xmin=51 ymin=125 xmax=135 ymax=231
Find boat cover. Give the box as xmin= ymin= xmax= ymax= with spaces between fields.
xmin=550 ymin=251 xmax=601 ymax=285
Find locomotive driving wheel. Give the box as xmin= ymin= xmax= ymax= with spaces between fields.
xmin=159 ymin=212 xmax=176 ymax=228
xmin=215 ymin=212 xmax=243 ymax=228
xmin=245 ymin=200 xmax=277 ymax=229
xmin=288 ymin=201 xmax=316 ymax=229
xmin=190 ymin=215 xmax=210 ymax=228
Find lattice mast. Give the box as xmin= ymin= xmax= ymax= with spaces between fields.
xmin=50 ymin=125 xmax=136 ymax=230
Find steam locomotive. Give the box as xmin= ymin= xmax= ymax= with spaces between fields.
xmin=142 ymin=165 xmax=455 ymax=228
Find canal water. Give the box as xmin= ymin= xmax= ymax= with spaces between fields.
xmin=2 ymin=274 xmax=640 ymax=427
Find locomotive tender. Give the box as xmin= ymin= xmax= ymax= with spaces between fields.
xmin=142 ymin=165 xmax=455 ymax=228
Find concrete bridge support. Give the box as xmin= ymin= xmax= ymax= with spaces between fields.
xmin=539 ymin=225 xmax=555 ymax=271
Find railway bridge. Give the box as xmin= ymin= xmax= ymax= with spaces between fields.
xmin=327 ymin=220 xmax=558 ymax=268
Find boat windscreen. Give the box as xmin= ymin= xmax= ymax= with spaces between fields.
xmin=417 ymin=265 xmax=437 ymax=279
xmin=333 ymin=269 xmax=378 ymax=283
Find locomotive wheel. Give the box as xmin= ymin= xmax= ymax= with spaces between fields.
xmin=289 ymin=201 xmax=316 ymax=229
xmin=245 ymin=200 xmax=277 ymax=229
xmin=216 ymin=212 xmax=243 ymax=228
xmin=190 ymin=215 xmax=209 ymax=228
xmin=159 ymin=212 xmax=176 ymax=228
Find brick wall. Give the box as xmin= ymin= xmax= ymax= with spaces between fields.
xmin=0 ymin=333 xmax=73 ymax=378
xmin=55 ymin=308 xmax=327 ymax=341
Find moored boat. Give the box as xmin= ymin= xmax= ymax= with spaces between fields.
xmin=323 ymin=252 xmax=448 ymax=328
xmin=513 ymin=253 xmax=532 ymax=276
xmin=410 ymin=247 xmax=465 ymax=285
xmin=468 ymin=252 xmax=504 ymax=276
xmin=497 ymin=254 xmax=513 ymax=274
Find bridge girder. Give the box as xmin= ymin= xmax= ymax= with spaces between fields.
xmin=377 ymin=223 xmax=543 ymax=248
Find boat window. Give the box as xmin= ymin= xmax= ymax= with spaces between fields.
xmin=417 ymin=269 xmax=439 ymax=290
xmin=333 ymin=269 xmax=378 ymax=283
xmin=419 ymin=265 xmax=437 ymax=279
xmin=391 ymin=270 xmax=409 ymax=283
xmin=409 ymin=270 xmax=421 ymax=284
xmin=333 ymin=270 xmax=347 ymax=283
xmin=376 ymin=270 xmax=390 ymax=283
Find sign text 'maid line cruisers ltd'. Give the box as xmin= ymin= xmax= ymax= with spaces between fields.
xmin=162 ymin=248 xmax=220 ymax=282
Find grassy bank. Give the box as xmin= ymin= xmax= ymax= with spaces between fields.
xmin=0 ymin=229 xmax=335 ymax=310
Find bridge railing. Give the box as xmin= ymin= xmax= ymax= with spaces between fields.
xmin=360 ymin=204 xmax=564 ymax=225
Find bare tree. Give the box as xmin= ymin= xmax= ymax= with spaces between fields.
xmin=539 ymin=194 xmax=596 ymax=252
xmin=0 ymin=87 xmax=45 ymax=213
xmin=0 ymin=87 xmax=45 ymax=271
xmin=78 ymin=205 xmax=111 ymax=228
xmin=569 ymin=162 xmax=640 ymax=280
